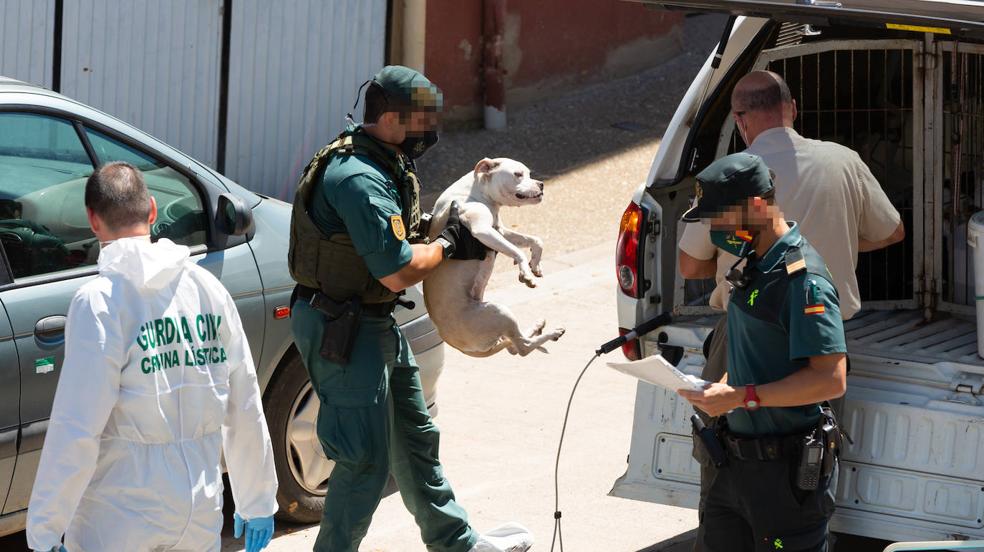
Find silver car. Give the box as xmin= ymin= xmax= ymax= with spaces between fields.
xmin=0 ymin=76 xmax=445 ymax=534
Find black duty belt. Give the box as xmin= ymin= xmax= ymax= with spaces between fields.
xmin=295 ymin=285 xmax=397 ymax=317
xmin=721 ymin=431 xmax=804 ymax=461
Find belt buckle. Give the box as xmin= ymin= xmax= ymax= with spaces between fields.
xmin=726 ymin=436 xmax=745 ymax=460
xmin=739 ymin=439 xmax=759 ymax=461
xmin=760 ymin=440 xmax=779 ymax=461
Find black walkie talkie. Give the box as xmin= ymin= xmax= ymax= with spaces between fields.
xmin=797 ymin=434 xmax=824 ymax=490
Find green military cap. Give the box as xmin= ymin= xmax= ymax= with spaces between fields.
xmin=681 ymin=152 xmax=775 ymax=222
xmin=372 ymin=65 xmax=444 ymax=112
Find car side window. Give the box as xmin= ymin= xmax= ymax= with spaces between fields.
xmin=85 ymin=128 xmax=208 ymax=248
xmin=0 ymin=113 xmax=96 ymax=279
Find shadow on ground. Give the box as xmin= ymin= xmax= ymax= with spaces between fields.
xmin=637 ymin=531 xmax=903 ymax=552
xmin=415 ymin=13 xmax=729 ymax=210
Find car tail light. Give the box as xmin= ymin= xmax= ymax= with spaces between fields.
xmin=617 ymin=202 xmax=644 ymax=297
xmin=619 ymin=327 xmax=642 ymax=360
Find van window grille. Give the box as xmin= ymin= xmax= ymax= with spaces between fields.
xmin=941 ymin=47 xmax=984 ymax=308
xmin=774 ymin=23 xmax=806 ymax=48
xmin=727 ymin=47 xmax=916 ymax=304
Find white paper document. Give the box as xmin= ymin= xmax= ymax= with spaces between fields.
xmin=607 ymin=354 xmax=708 ymax=392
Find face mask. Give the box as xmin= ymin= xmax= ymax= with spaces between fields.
xmin=735 ymin=117 xmax=750 ymax=146
xmin=710 ymin=229 xmax=754 ymax=258
xmin=400 ymin=130 xmax=439 ymax=159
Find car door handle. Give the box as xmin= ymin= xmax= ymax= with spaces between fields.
xmin=35 ymin=316 xmax=66 ymax=343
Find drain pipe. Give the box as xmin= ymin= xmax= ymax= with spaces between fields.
xmin=402 ymin=0 xmax=426 ymax=72
xmin=482 ymin=0 xmax=507 ymax=130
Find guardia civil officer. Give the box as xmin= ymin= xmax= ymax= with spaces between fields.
xmin=678 ymin=71 xmax=903 ymax=552
xmin=288 ymin=66 xmax=533 ymax=552
xmin=677 ymin=153 xmax=847 ymax=552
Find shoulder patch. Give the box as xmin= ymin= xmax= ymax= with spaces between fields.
xmin=804 ymin=278 xmax=825 ymax=315
xmin=391 ymin=215 xmax=406 ymax=241
xmin=785 ymin=247 xmax=806 ymax=275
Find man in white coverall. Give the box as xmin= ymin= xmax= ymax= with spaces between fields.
xmin=26 ymin=162 xmax=278 ymax=552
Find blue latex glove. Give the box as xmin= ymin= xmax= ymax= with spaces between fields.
xmin=234 ymin=513 xmax=274 ymax=552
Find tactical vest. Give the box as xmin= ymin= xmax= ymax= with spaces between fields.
xmin=288 ymin=129 xmax=423 ymax=303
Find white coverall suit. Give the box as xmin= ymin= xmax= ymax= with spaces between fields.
xmin=26 ymin=237 xmax=278 ymax=552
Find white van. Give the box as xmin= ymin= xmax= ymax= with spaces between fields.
xmin=612 ymin=1 xmax=984 ymax=543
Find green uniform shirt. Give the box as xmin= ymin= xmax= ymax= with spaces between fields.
xmin=725 ymin=222 xmax=847 ymax=436
xmin=308 ymin=137 xmax=413 ymax=279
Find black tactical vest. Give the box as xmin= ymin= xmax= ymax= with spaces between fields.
xmin=288 ymin=128 xmax=422 ymax=303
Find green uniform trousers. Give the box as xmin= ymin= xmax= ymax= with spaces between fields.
xmin=292 ymin=301 xmax=477 ymax=552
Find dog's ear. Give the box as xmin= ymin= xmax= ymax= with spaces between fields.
xmin=474 ymin=158 xmax=500 ymax=177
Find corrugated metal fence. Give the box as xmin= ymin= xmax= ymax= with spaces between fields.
xmin=0 ymin=0 xmax=387 ymax=200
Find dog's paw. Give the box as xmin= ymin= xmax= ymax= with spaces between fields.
xmin=550 ymin=328 xmax=566 ymax=341
xmin=531 ymin=264 xmax=544 ymax=278
xmin=519 ymin=272 xmax=537 ymax=288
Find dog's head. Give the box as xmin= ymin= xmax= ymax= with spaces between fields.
xmin=474 ymin=158 xmax=543 ymax=207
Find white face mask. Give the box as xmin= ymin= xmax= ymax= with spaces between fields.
xmin=735 ymin=116 xmax=750 ymax=146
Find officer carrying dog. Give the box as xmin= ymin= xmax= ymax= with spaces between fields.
xmin=677 ymin=153 xmax=847 ymax=552
xmin=287 ymin=65 xmax=533 ymax=552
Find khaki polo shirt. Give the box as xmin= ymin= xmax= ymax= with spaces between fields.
xmin=678 ymin=127 xmax=901 ymax=319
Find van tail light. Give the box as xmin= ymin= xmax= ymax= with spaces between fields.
xmin=619 ymin=328 xmax=642 ymax=360
xmin=617 ymin=202 xmax=644 ymax=297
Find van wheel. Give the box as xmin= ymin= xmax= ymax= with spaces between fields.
xmin=264 ymin=353 xmax=332 ymax=524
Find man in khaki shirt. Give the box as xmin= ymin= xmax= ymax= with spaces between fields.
xmin=680 ymin=71 xmax=904 ymax=551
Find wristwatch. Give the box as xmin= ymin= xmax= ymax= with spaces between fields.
xmin=435 ymin=236 xmax=454 ymax=259
xmin=743 ymin=385 xmax=761 ymax=411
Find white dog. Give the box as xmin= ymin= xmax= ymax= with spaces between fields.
xmin=423 ymin=158 xmax=565 ymax=357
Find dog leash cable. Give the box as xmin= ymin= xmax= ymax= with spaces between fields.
xmin=550 ymin=353 xmax=600 ymax=552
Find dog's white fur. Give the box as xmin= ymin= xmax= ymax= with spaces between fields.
xmin=423 ymin=158 xmax=565 ymax=357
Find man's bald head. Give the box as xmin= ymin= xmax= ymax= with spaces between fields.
xmin=85 ymin=162 xmax=153 ymax=232
xmin=730 ymin=71 xmax=797 ymax=145
xmin=731 ymin=71 xmax=792 ymax=113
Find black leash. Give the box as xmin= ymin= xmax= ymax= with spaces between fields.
xmin=550 ymin=353 xmax=600 ymax=552
xmin=549 ymin=313 xmax=671 ymax=551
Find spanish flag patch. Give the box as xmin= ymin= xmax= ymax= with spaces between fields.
xmin=735 ymin=230 xmax=754 ymax=242
xmin=804 ymin=304 xmax=825 ymax=315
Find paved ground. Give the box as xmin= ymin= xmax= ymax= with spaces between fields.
xmin=241 ymin=241 xmax=702 ymax=552
xmin=414 ymin=13 xmax=730 ymax=256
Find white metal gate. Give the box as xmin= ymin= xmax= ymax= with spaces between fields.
xmin=0 ymin=0 xmax=387 ymax=199
xmin=59 ymin=0 xmax=224 ymax=168
xmin=0 ymin=0 xmax=55 ymax=89
xmin=223 ymin=0 xmax=388 ymax=200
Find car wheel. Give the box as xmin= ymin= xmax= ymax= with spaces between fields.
xmin=264 ymin=353 xmax=332 ymax=524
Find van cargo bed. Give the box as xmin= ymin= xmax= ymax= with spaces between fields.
xmin=847 ymin=310 xmax=984 ymax=368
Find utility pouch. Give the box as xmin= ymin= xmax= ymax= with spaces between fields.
xmin=691 ymin=414 xmax=728 ymax=468
xmin=310 ymin=293 xmax=362 ymax=364
xmin=818 ymin=406 xmax=842 ymax=480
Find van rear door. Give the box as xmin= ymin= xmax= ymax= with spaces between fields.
xmin=625 ymin=0 xmax=984 ymax=38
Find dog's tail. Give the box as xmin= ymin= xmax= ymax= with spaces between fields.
xmin=459 ymin=338 xmax=511 ymax=358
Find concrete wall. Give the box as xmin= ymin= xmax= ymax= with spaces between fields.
xmin=423 ymin=0 xmax=683 ymax=123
